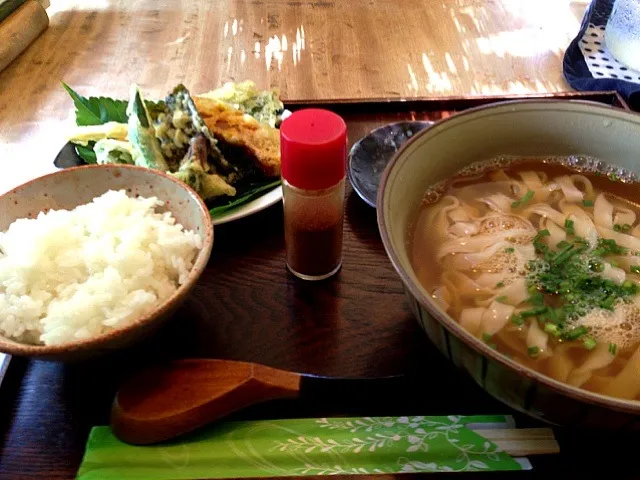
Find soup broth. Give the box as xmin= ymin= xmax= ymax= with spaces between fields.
xmin=411 ymin=156 xmax=640 ymax=401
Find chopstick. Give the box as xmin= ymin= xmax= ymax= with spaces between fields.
xmin=472 ymin=428 xmax=559 ymax=456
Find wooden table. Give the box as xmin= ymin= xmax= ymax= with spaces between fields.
xmin=0 ymin=0 xmax=591 ymax=192
xmin=5 ymin=0 xmax=638 ymax=479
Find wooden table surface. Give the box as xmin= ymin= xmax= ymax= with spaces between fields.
xmin=0 ymin=0 xmax=591 ymax=193
xmin=5 ymin=1 xmax=637 ymax=479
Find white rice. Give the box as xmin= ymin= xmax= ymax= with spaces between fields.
xmin=0 ymin=189 xmax=203 ymax=346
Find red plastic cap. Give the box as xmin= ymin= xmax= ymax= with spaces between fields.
xmin=280 ymin=108 xmax=347 ymax=190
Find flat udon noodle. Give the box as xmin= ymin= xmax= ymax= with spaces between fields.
xmin=423 ymin=170 xmax=640 ymax=399
xmin=602 ymin=344 xmax=640 ymax=399
xmin=566 ymin=342 xmax=615 ymax=387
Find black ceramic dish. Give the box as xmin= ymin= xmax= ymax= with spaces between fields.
xmin=347 ymin=121 xmax=433 ymax=207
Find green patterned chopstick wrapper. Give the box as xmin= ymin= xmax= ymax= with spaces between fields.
xmin=77 ymin=415 xmax=525 ymax=479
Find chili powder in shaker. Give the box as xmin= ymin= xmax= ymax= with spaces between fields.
xmin=280 ymin=108 xmax=347 ymax=280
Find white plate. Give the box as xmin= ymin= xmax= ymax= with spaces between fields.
xmin=211 ymin=185 xmax=283 ymax=225
xmin=53 ymin=141 xmax=283 ymax=225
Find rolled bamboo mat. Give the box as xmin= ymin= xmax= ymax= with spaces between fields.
xmin=0 ymin=0 xmax=49 ymax=73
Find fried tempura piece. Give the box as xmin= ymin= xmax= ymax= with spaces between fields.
xmin=193 ymin=97 xmax=281 ymax=178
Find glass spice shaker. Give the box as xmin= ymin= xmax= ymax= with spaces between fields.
xmin=279 ymin=108 xmax=347 ymax=280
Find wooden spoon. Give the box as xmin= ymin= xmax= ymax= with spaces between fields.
xmin=111 ymin=358 xmax=405 ymax=445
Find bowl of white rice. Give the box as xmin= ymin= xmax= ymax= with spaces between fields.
xmin=0 ymin=164 xmax=213 ymax=361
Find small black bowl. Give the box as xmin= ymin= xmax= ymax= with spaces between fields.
xmin=347 ymin=120 xmax=433 ymax=207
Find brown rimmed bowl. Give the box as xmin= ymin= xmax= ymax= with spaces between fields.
xmin=0 ymin=164 xmax=214 ymax=362
xmin=377 ymin=99 xmax=640 ymax=430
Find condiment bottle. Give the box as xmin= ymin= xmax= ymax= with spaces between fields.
xmin=280 ymin=108 xmax=347 ymax=280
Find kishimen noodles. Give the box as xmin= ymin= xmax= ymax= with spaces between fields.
xmin=411 ymin=156 xmax=640 ymax=401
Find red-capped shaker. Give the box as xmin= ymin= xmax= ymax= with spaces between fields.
xmin=280 ymin=108 xmax=347 ymax=280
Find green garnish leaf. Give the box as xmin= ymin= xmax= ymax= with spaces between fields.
xmin=62 ymin=81 xmax=164 ymax=127
xmin=75 ymin=144 xmax=97 ymax=164
xmin=511 ymin=190 xmax=534 ymax=208
xmin=527 ymin=346 xmax=540 ymax=357
xmin=583 ymin=199 xmax=594 ymax=207
xmin=564 ymin=218 xmax=575 ymax=236
xmin=208 ymin=179 xmax=282 ymax=218
xmin=61 ymin=81 xmax=128 ymax=126
xmin=609 ymin=343 xmax=618 ymax=355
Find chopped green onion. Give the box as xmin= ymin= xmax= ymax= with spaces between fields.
xmin=504 ymin=247 xmax=515 ymax=254
xmin=529 ymin=293 xmax=545 ymax=307
xmin=613 ymin=224 xmax=631 ymax=233
xmin=534 ymin=229 xmax=550 ymax=240
xmin=631 ymin=266 xmax=640 ymax=274
xmin=545 ymin=307 xmax=559 ymax=324
xmin=598 ymin=238 xmax=627 ymax=256
xmin=600 ymin=296 xmax=616 ymax=310
xmin=544 ymin=323 xmax=559 ymax=336
xmin=583 ymin=199 xmax=594 ymax=207
xmin=521 ymin=306 xmax=548 ymax=317
xmin=552 ymin=244 xmax=576 ymax=265
xmin=511 ymin=190 xmax=534 ymax=208
xmin=482 ymin=332 xmax=492 ymax=343
xmin=533 ymin=229 xmax=550 ymax=254
xmin=559 ymin=281 xmax=572 ymax=293
xmin=528 ymin=346 xmax=540 ymax=357
xmin=589 ymin=260 xmax=604 ymax=272
xmin=495 ymin=295 xmax=509 ymax=304
xmin=582 ymin=336 xmax=597 ymax=350
xmin=556 ymin=240 xmax=571 ymax=249
xmin=564 ymin=325 xmax=589 ymax=341
xmin=510 ymin=314 xmax=524 ymax=326
xmin=564 ymin=219 xmax=575 ymax=236
xmin=609 ymin=343 xmax=618 ymax=355
xmin=496 ymin=282 xmax=505 ymax=288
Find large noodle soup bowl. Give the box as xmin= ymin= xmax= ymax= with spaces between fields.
xmin=377 ymin=100 xmax=640 ymax=430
